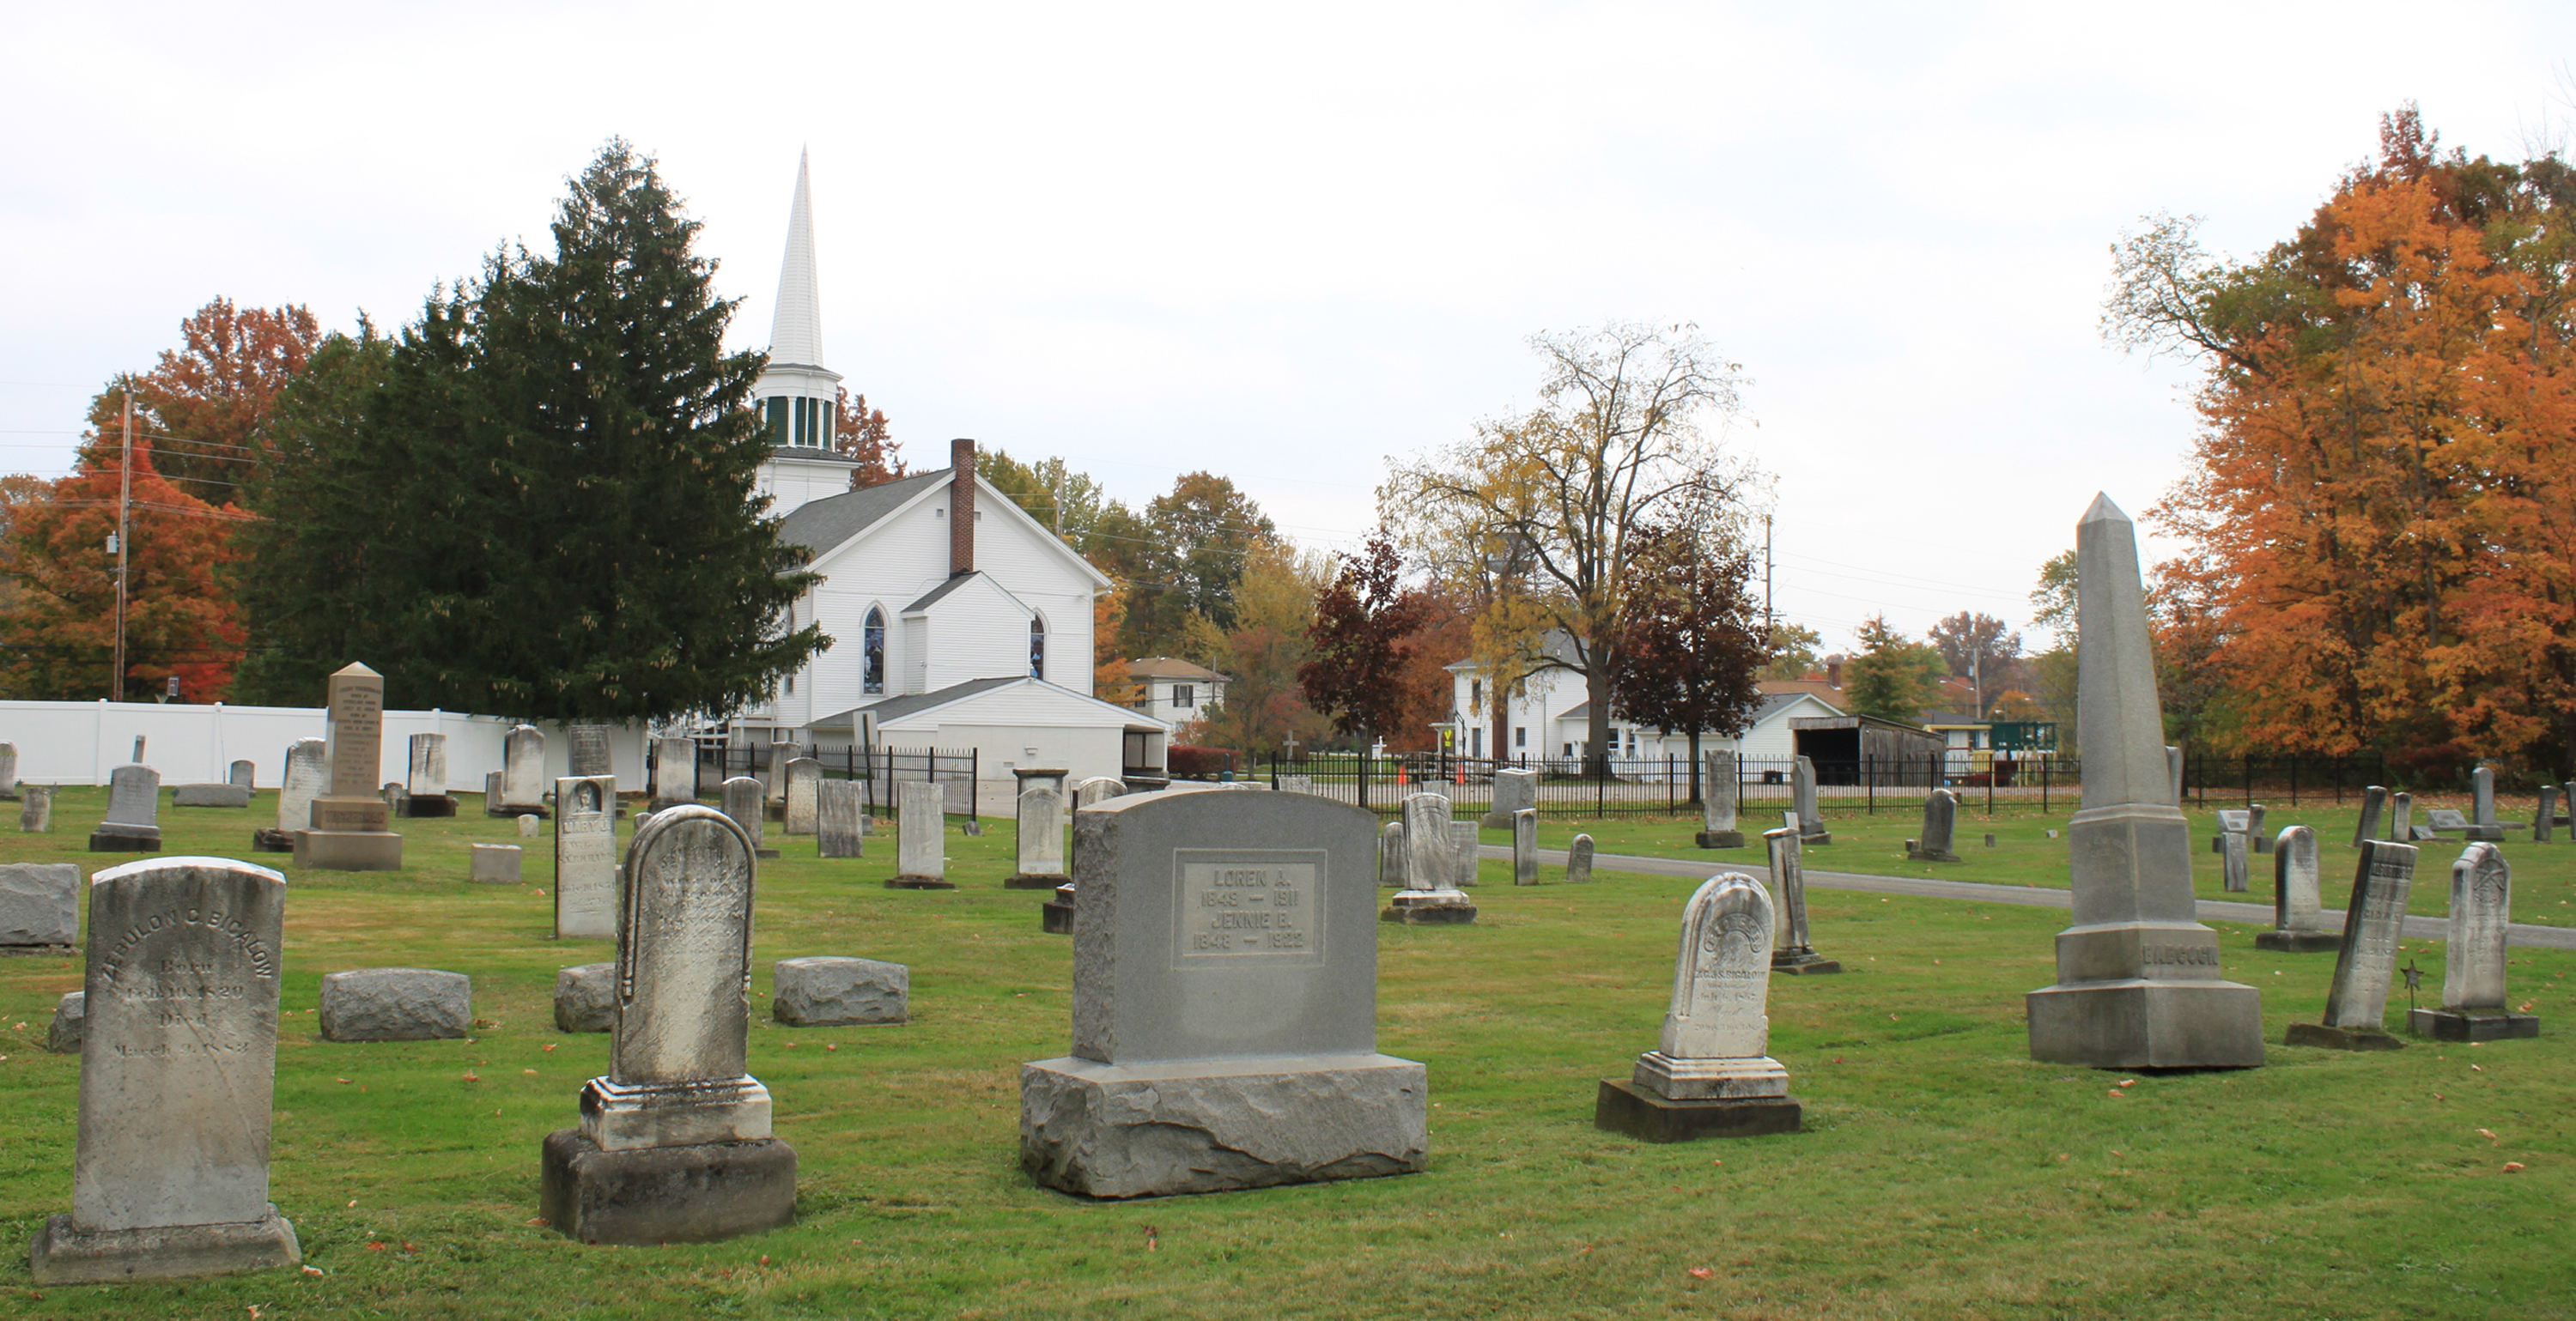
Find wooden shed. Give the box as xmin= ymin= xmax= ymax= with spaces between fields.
xmin=1788 ymin=714 xmax=1945 ymax=787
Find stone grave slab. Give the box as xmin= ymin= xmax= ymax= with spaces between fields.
xmin=1765 ymin=827 xmax=1839 ymax=974
xmin=2256 ymin=825 xmax=2339 ymax=953
xmin=319 ymin=967 xmax=471 ymax=1041
xmin=497 ymin=725 xmax=549 ymax=815
xmin=0 ymin=862 xmax=79 ymax=948
xmin=1511 ymin=808 xmax=1539 ymax=885
xmin=568 ymin=724 xmax=613 ymax=779
xmin=1596 ymin=872 xmax=1801 ymax=1142
xmin=1568 ymin=833 xmax=1595 ymax=884
xmin=652 ymin=735 xmax=696 ymax=810
xmin=174 ymin=783 xmax=251 ymax=809
xmin=295 ymin=664 xmax=402 ymax=871
xmin=553 ymin=776 xmax=617 ymax=938
xmin=1697 ymin=749 xmax=1744 ymax=848
xmin=817 ymin=779 xmax=864 ymax=859
xmin=773 ymin=957 xmax=908 ymax=1026
xmin=2409 ymin=842 xmax=2538 ymax=1041
xmin=1905 ymin=788 xmax=1959 ymax=862
xmin=404 ymin=734 xmax=456 ymax=817
xmin=889 ymin=780 xmax=951 ymax=888
xmin=2287 ymin=840 xmax=2415 ymax=1050
xmin=90 ymin=765 xmax=162 ymax=852
xmin=720 ymin=776 xmax=777 ymax=860
xmin=1483 ymin=767 xmax=1539 ymax=829
xmin=21 ymin=785 xmax=51 ymax=833
xmin=46 ymin=991 xmax=82 ymax=1053
xmin=781 ymin=758 xmax=822 ymax=836
xmin=555 ymin=963 xmax=616 ymax=1033
xmin=470 ymin=843 xmax=523 ymax=884
xmin=1006 ymin=769 xmax=1070 ymax=888
xmin=1382 ymin=793 xmax=1473 ymax=924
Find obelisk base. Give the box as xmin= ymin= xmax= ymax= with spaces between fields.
xmin=29 ymin=1209 xmax=301 ymax=1284
xmin=2026 ymin=978 xmax=2264 ymax=1069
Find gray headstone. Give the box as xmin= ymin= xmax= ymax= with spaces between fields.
xmin=721 ymin=776 xmax=766 ymax=853
xmin=1450 ymin=820 xmax=1480 ymax=888
xmin=1913 ymin=789 xmax=1959 ymax=861
xmin=407 ymin=734 xmax=447 ymax=797
xmin=32 ymin=857 xmax=297 ymax=1282
xmin=2166 ymin=745 xmax=2184 ymax=807
xmin=471 ymin=842 xmax=523 ymax=884
xmin=781 ymin=759 xmax=822 ymax=835
xmin=2426 ymin=809 xmax=2469 ymax=830
xmin=2441 ymin=843 xmax=2512 ymax=1013
xmin=1072 ymin=777 xmax=1127 ymax=809
xmin=568 ymin=724 xmax=614 ymax=779
xmin=2247 ymin=803 xmax=2270 ymax=852
xmin=1567 ymin=833 xmax=1595 ymax=884
xmin=277 ymin=739 xmax=327 ymax=834
xmin=2026 ymin=494 xmax=2261 ymax=1070
xmin=1275 ymin=773 xmax=1315 ymax=794
xmin=2390 ymin=791 xmax=2413 ymax=840
xmin=553 ymin=776 xmax=617 ymax=936
xmin=228 ymin=760 xmax=255 ymax=791
xmin=517 ymin=814 xmax=541 ymax=838
xmin=772 ymin=956 xmax=908 ymax=1026
xmin=308 ymin=664 xmax=389 ymax=843
xmin=2354 ymin=785 xmax=2387 ymax=848
xmin=1399 ymin=793 xmax=1454 ymax=894
xmin=0 ymin=863 xmax=79 ymax=946
xmin=554 ymin=963 xmax=617 ymax=1033
xmin=1791 ymin=756 xmax=1821 ymax=836
xmin=131 ymin=736 xmax=145 ymax=763
xmin=2537 ymin=785 xmax=2558 ymax=845
xmin=2271 ymin=826 xmax=2323 ymax=935
xmin=46 ymin=991 xmax=82 ymax=1054
xmin=761 ymin=739 xmax=794 ymax=804
xmin=817 ymin=779 xmax=865 ymax=859
xmin=1765 ymin=826 xmax=1812 ymax=952
xmin=21 ymin=785 xmax=48 ymax=833
xmin=1378 ymin=820 xmax=1405 ymax=888
xmin=896 ymin=780 xmax=945 ymax=882
xmin=1632 ymin=872 xmax=1789 ymax=1101
xmin=652 ymin=735 xmax=696 ymax=810
xmin=2318 ymin=840 xmax=2417 ymax=1033
xmin=2221 ymin=828 xmax=2250 ymax=894
xmin=1511 ymin=808 xmax=1538 ymax=886
xmin=173 ymin=783 xmax=251 ymax=808
xmin=501 ymin=725 xmax=547 ymax=811
xmin=1014 ymin=778 xmax=1067 ymax=880
xmin=1485 ymin=767 xmax=1539 ymax=828
xmin=102 ymin=765 xmax=160 ymax=833
xmin=319 ymin=968 xmax=471 ymax=1041
xmin=0 ymin=742 xmax=15 ymax=795
xmin=2471 ymin=766 xmax=2497 ymax=828
xmin=1703 ymin=750 xmax=1738 ymax=833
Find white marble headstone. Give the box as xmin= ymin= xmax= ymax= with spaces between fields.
xmin=554 ymin=775 xmax=618 ymax=939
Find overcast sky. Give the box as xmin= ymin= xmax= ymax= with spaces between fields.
xmin=7 ymin=3 xmax=2573 ymax=654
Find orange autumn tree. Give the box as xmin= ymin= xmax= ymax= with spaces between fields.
xmin=2106 ymin=106 xmax=2576 ymax=773
xmin=0 ymin=426 xmax=250 ymax=700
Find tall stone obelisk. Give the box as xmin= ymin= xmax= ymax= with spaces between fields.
xmin=2026 ymin=496 xmax=2263 ymax=1069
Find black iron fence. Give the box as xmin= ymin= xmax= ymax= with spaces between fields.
xmin=688 ymin=742 xmax=979 ymax=819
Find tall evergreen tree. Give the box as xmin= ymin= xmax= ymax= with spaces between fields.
xmin=234 ymin=140 xmax=824 ymax=718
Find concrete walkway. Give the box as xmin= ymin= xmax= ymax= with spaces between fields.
xmin=1482 ymin=844 xmax=2576 ymax=952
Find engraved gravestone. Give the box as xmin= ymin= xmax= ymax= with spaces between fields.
xmin=2026 ymin=495 xmax=2262 ymax=1069
xmin=652 ymin=735 xmax=696 ymax=810
xmin=1006 ymin=769 xmax=1071 ymax=888
xmin=1765 ymin=826 xmax=1839 ymax=973
xmin=88 ymin=765 xmax=162 ymax=852
xmin=720 ymin=776 xmax=775 ymax=860
xmin=2354 ymin=785 xmax=2387 ymax=847
xmin=2537 ymin=785 xmax=2559 ymax=845
xmin=228 ymin=760 xmax=255 ymax=791
xmin=1697 ymin=749 xmax=1744 ymax=848
xmin=1450 ymin=820 xmax=1481 ymax=888
xmin=2409 ymin=842 xmax=2537 ymax=1040
xmin=890 ymin=780 xmax=950 ymax=888
xmin=1482 ymin=767 xmax=1539 ymax=829
xmin=2470 ymin=766 xmax=2499 ymax=839
xmin=2220 ymin=818 xmax=2251 ymax=894
xmin=1020 ymin=788 xmax=1426 ymax=1197
xmin=554 ymin=776 xmax=618 ymax=939
xmin=539 ymin=805 xmax=794 ymax=1244
xmin=568 ymin=724 xmax=613 ymax=779
xmin=21 ymin=785 xmax=52 ymax=833
xmin=1791 ymin=756 xmax=1827 ymax=842
xmin=1906 ymin=788 xmax=1960 ymax=862
xmin=1568 ymin=833 xmax=1595 ymax=884
xmin=2391 ymin=791 xmax=2414 ymax=841
xmin=403 ymin=733 xmax=456 ymax=817
xmin=817 ymin=779 xmax=865 ymax=859
xmin=2256 ymin=825 xmax=2338 ymax=952
xmin=295 ymin=664 xmax=402 ymax=870
xmin=0 ymin=742 xmax=16 ymax=798
xmin=2286 ymin=839 xmax=2416 ymax=1050
xmin=1595 ymin=871 xmax=1801 ymax=1141
xmin=1378 ymin=820 xmax=1404 ymax=888
xmin=2249 ymin=803 xmax=2270 ymax=853
xmin=28 ymin=857 xmax=299 ymax=1282
xmin=761 ymin=739 xmax=794 ymax=806
xmin=1512 ymin=809 xmax=1538 ymax=885
xmin=781 ymin=758 xmax=822 ymax=836
xmin=1383 ymin=792 xmax=1474 ymax=924
xmin=498 ymin=725 xmax=549 ymax=815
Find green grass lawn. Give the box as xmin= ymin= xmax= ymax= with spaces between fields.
xmin=0 ymin=788 xmax=2569 ymax=1318
xmin=1499 ymin=801 xmax=2576 ymax=926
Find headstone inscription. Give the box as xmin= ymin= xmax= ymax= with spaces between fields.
xmin=1905 ymin=788 xmax=1960 ymax=863
xmin=554 ymin=776 xmax=618 ymax=939
xmin=2408 ymin=842 xmax=2538 ymax=1041
xmin=539 ymin=805 xmax=794 ymax=1245
xmin=88 ymin=765 xmax=161 ymax=852
xmin=1483 ymin=767 xmax=1539 ymax=829
xmin=1567 ymin=833 xmax=1595 ymax=884
xmin=781 ymin=758 xmax=823 ymax=836
xmin=1020 ymin=788 xmax=1427 ymax=1197
xmin=1595 ymin=872 xmax=1801 ymax=1142
xmin=21 ymin=785 xmax=52 ymax=833
xmin=651 ymin=735 xmax=696 ymax=810
xmin=2255 ymin=826 xmax=2339 ymax=953
xmin=2285 ymin=840 xmax=2417 ymax=1051
xmin=817 ymin=779 xmax=865 ymax=859
xmin=403 ymin=734 xmax=456 ymax=817
xmin=295 ymin=663 xmax=403 ymax=871
xmin=1005 ymin=768 xmax=1071 ymax=888
xmin=496 ymin=725 xmax=548 ymax=816
xmin=2354 ymin=785 xmax=2388 ymax=848
xmin=568 ymin=724 xmax=613 ymax=779
xmin=1791 ymin=757 xmax=1829 ymax=844
xmin=0 ymin=862 xmax=79 ymax=949
xmin=1696 ymin=750 xmax=1744 ymax=848
xmin=2026 ymin=495 xmax=2262 ymax=1069
xmin=27 ymin=857 xmax=299 ymax=1283
xmin=1765 ymin=827 xmax=1839 ymax=973
xmin=889 ymin=780 xmax=951 ymax=888
xmin=720 ymin=776 xmax=777 ymax=860
xmin=2537 ymin=785 xmax=2559 ymax=845
xmin=1382 ymin=792 xmax=1475 ymax=924
xmin=2390 ymin=791 xmax=2413 ymax=841
xmin=1511 ymin=809 xmax=1539 ymax=885
xmin=1450 ymin=820 xmax=1481 ymax=888
xmin=228 ymin=760 xmax=255 ymax=790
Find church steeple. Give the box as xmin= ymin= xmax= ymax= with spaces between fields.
xmin=769 ymin=148 xmax=826 ymax=370
xmin=750 ymin=150 xmax=855 ymax=514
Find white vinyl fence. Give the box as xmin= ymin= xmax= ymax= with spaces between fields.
xmin=0 ymin=700 xmax=652 ymax=794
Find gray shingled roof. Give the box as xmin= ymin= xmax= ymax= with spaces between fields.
xmin=776 ymin=470 xmax=947 ymax=555
xmin=903 ymin=573 xmax=983 ymax=614
xmin=824 ymin=676 xmax=1024 ymax=725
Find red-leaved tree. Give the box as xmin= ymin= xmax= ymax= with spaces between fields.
xmin=1298 ymin=530 xmax=1436 ymax=748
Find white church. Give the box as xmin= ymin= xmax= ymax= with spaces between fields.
xmin=722 ymin=154 xmax=1170 ymax=785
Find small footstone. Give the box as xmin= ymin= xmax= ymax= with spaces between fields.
xmin=319 ymin=968 xmax=471 ymax=1042
xmin=46 ymin=991 xmax=82 ymax=1053
xmin=555 ymin=963 xmax=616 ymax=1033
xmin=2407 ymin=1009 xmax=2540 ymax=1042
xmin=518 ymin=815 xmax=542 ymax=838
xmin=772 ymin=957 xmax=908 ymax=1027
xmin=2284 ymin=1023 xmax=2404 ymax=1051
xmin=1593 ymin=1080 xmax=1802 ymax=1142
xmin=173 ymin=784 xmax=252 ymax=809
xmin=471 ymin=843 xmax=524 ymax=884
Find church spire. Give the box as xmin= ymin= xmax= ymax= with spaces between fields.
xmin=769 ymin=148 xmax=825 ymax=369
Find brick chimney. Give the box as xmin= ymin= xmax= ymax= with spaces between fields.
xmin=949 ymin=438 xmax=975 ymax=577
xmin=1826 ymin=660 xmax=1842 ymax=689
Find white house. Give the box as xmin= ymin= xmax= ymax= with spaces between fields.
xmin=1442 ymin=634 xmax=1842 ymax=768
xmin=1127 ymin=657 xmax=1229 ymax=721
xmin=722 ymin=155 xmax=1168 ymax=785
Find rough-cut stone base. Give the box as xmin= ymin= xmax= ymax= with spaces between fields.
xmin=884 ymin=876 xmax=955 ymax=889
xmin=555 ymin=963 xmax=615 ymax=1032
xmin=1041 ymin=900 xmax=1072 ymax=934
xmin=403 ymin=795 xmax=458 ymax=818
xmin=2026 ymin=978 xmax=2266 ymax=1069
xmin=1381 ymin=904 xmax=1478 ymax=924
xmin=294 ymin=829 xmax=404 ymax=871
xmin=1005 ymin=873 xmax=1070 ymax=890
xmin=251 ymin=828 xmax=293 ymax=853
xmin=1801 ymin=833 xmax=1832 ymax=845
xmin=1771 ymin=951 xmax=1844 ymax=975
xmin=1020 ymin=1054 xmax=1428 ymax=1199
xmin=29 ymin=1209 xmax=300 ymax=1284
xmin=539 ymin=1130 xmax=796 ymax=1245
xmin=1905 ymin=846 xmax=1960 ymax=863
xmin=1695 ymin=830 xmax=1746 ymax=849
xmin=320 ymin=967 xmax=471 ymax=1041
xmin=2254 ymin=930 xmax=2342 ymax=953
xmin=1593 ymin=1080 xmax=1801 ymax=1142
xmin=88 ymin=828 xmax=160 ymax=853
xmin=2408 ymin=1009 xmax=2540 ymax=1041
xmin=2285 ymin=1023 xmax=2405 ymax=1051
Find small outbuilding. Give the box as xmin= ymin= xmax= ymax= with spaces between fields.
xmin=1788 ymin=714 xmax=1944 ymax=786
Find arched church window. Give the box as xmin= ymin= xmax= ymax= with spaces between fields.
xmin=863 ymin=608 xmax=885 ymax=695
xmin=1030 ymin=616 xmax=1047 ymax=680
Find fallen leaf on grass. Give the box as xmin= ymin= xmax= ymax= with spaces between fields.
xmin=2470 ymin=1064 xmax=2484 ymax=1073
xmin=523 ymin=1068 xmax=538 ymax=1075
xmin=2118 ymin=1079 xmax=2136 ymax=1088
xmin=300 ymin=1265 xmax=324 ymax=1276
xmin=826 ymin=1044 xmax=837 ymax=1051
xmin=1688 ymin=1267 xmax=1714 ymax=1279
xmin=542 ymin=1044 xmax=556 ymax=1053
xmin=2504 ymin=1162 xmax=2526 ymax=1173
xmin=2520 ymin=1002 xmax=2536 ymax=1013
xmin=462 ymin=1071 xmax=481 ymax=1083
xmin=2479 ymin=1129 xmax=2500 ymax=1145
xmin=2107 ymin=1090 xmax=2124 ymax=1100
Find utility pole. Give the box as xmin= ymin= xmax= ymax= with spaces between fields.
xmin=1762 ymin=515 xmax=1774 ymax=638
xmin=111 ymin=390 xmax=133 ymax=702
